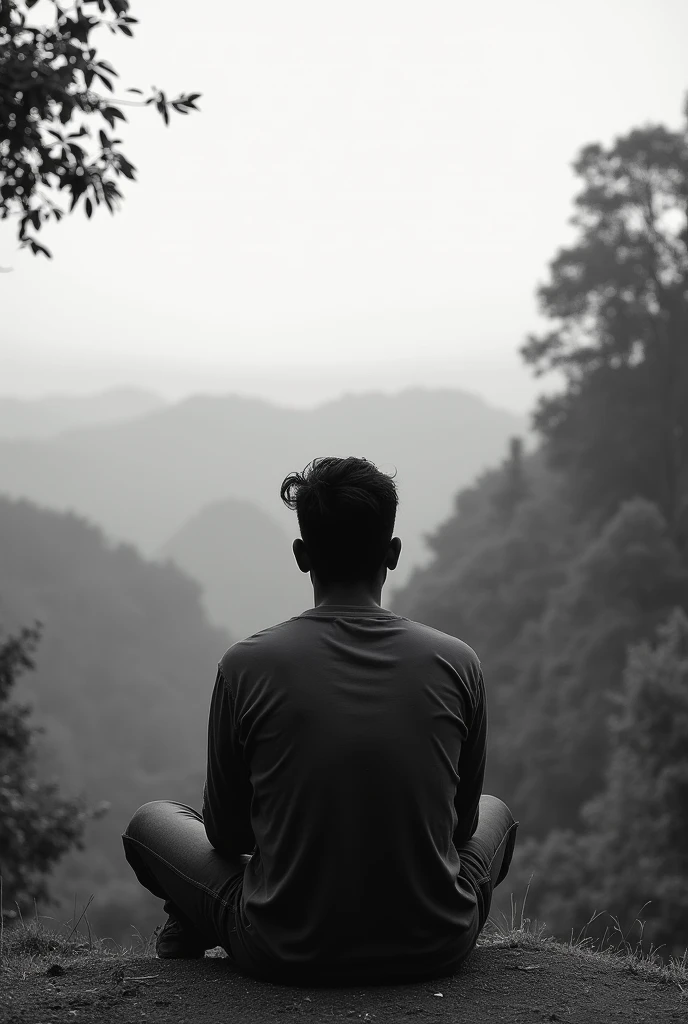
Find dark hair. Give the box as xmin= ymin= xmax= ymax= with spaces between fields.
xmin=280 ymin=456 xmax=399 ymax=584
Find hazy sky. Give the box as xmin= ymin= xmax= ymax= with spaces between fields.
xmin=2 ymin=0 xmax=687 ymax=411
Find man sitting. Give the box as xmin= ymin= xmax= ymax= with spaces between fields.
xmin=123 ymin=455 xmax=518 ymax=985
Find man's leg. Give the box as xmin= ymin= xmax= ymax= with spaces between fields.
xmin=457 ymin=794 xmax=519 ymax=934
xmin=122 ymin=800 xmax=248 ymax=957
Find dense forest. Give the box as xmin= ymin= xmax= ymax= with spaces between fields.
xmin=391 ymin=99 xmax=688 ymax=958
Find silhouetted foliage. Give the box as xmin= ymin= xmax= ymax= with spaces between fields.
xmin=0 ymin=0 xmax=200 ymax=257
xmin=0 ymin=622 xmax=94 ymax=917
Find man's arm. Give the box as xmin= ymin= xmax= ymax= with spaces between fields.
xmin=452 ymin=665 xmax=487 ymax=848
xmin=202 ymin=665 xmax=255 ymax=858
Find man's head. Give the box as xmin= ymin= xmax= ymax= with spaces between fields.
xmin=280 ymin=456 xmax=401 ymax=588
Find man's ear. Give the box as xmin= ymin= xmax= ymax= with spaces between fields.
xmin=387 ymin=537 xmax=402 ymax=571
xmin=293 ymin=538 xmax=311 ymax=574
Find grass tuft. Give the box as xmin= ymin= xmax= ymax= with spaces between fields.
xmin=0 ymin=881 xmax=163 ymax=980
xmin=479 ymin=876 xmax=688 ymax=995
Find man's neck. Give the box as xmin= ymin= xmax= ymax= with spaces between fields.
xmin=312 ymin=580 xmax=383 ymax=609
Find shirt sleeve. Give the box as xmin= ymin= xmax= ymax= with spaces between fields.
xmin=452 ymin=665 xmax=487 ymax=849
xmin=202 ymin=664 xmax=255 ymax=858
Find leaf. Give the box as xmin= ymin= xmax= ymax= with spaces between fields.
xmin=95 ymin=72 xmax=114 ymax=91
xmin=119 ymin=24 xmax=133 ymax=36
xmin=156 ymin=94 xmax=170 ymax=126
xmin=117 ymin=155 xmax=136 ymax=180
xmin=126 ymin=88 xmax=143 ymax=94
xmin=85 ymin=197 xmax=93 ymax=218
xmin=31 ymin=240 xmax=52 ymax=258
xmin=101 ymin=107 xmax=126 ymax=127
xmin=68 ymin=182 xmax=87 ymax=211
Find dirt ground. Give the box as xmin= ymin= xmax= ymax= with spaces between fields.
xmin=2 ymin=944 xmax=686 ymax=1024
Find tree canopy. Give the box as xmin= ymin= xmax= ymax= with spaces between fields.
xmin=521 ymin=106 xmax=688 ymax=539
xmin=0 ymin=0 xmax=200 ymax=257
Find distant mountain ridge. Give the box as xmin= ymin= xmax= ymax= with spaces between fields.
xmin=160 ymin=497 xmax=311 ymax=638
xmin=0 ymin=386 xmax=526 ymax=590
xmin=0 ymin=387 xmax=166 ymax=438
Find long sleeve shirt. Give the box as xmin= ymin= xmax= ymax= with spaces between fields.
xmin=202 ymin=603 xmax=487 ymax=985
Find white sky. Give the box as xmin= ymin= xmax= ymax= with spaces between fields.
xmin=2 ymin=0 xmax=687 ymax=411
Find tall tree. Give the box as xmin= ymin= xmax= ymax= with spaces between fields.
xmin=490 ymin=436 xmax=530 ymax=525
xmin=521 ymin=100 xmax=688 ymax=542
xmin=0 ymin=0 xmax=200 ymax=258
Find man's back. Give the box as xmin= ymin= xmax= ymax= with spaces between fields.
xmin=203 ymin=603 xmax=487 ymax=985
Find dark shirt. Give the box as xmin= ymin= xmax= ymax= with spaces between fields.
xmin=202 ymin=604 xmax=487 ymax=984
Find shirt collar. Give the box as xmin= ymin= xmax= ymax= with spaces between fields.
xmin=297 ymin=604 xmax=400 ymax=619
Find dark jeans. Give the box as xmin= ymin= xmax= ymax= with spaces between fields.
xmin=122 ymin=794 xmax=518 ymax=974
